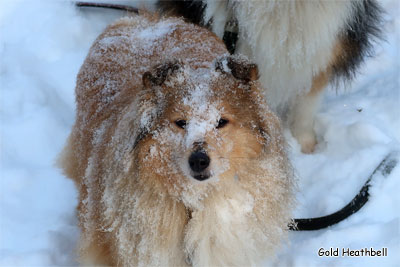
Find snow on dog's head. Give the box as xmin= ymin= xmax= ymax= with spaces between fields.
xmin=137 ymin=56 xmax=284 ymax=205
xmin=59 ymin=15 xmax=294 ymax=266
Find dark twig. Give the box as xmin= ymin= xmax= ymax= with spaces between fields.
xmin=75 ymin=1 xmax=139 ymax=13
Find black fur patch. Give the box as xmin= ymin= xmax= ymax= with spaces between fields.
xmin=158 ymin=0 xmax=239 ymax=54
xmin=223 ymin=31 xmax=238 ymax=54
xmin=331 ymin=0 xmax=384 ymax=83
xmin=157 ymin=0 xmax=206 ymax=25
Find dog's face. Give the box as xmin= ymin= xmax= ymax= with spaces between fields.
xmin=137 ymin=56 xmax=281 ymax=203
xmin=165 ymin=86 xmax=263 ymax=183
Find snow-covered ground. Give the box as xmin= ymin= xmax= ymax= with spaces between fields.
xmin=0 ymin=0 xmax=398 ymax=266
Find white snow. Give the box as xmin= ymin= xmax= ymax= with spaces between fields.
xmin=0 ymin=0 xmax=398 ymax=266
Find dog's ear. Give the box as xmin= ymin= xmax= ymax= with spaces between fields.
xmin=216 ymin=56 xmax=259 ymax=82
xmin=142 ymin=60 xmax=182 ymax=88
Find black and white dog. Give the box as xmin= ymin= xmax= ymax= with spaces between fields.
xmin=158 ymin=0 xmax=383 ymax=153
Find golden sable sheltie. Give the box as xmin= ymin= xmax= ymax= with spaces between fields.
xmin=158 ymin=0 xmax=383 ymax=153
xmin=59 ymin=14 xmax=294 ymax=266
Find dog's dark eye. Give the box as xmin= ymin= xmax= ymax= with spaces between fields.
xmin=216 ymin=118 xmax=229 ymax=129
xmin=175 ymin=119 xmax=186 ymax=129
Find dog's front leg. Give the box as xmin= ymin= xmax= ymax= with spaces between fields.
xmin=289 ymin=71 xmax=329 ymax=153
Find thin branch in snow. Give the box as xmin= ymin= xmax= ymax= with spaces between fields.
xmin=75 ymin=1 xmax=139 ymax=14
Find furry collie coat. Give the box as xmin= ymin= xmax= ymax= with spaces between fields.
xmin=59 ymin=14 xmax=295 ymax=266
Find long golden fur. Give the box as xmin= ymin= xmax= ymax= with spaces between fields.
xmin=59 ymin=14 xmax=294 ymax=266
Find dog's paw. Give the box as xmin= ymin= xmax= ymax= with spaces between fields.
xmin=296 ymin=131 xmax=317 ymax=154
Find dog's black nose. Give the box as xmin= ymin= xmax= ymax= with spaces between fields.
xmin=189 ymin=151 xmax=210 ymax=173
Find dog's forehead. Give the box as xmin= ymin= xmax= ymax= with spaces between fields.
xmin=181 ymin=85 xmax=222 ymax=126
xmin=165 ymin=66 xmax=241 ymax=109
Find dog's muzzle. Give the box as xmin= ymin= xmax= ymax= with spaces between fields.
xmin=188 ymin=150 xmax=210 ymax=181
